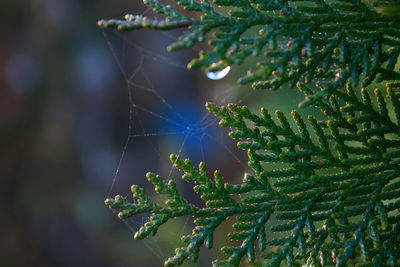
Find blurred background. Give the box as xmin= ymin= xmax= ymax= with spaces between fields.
xmin=0 ymin=1 xmax=308 ymax=266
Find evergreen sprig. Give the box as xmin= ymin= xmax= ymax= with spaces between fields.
xmin=99 ymin=0 xmax=400 ymax=105
xmin=106 ymin=83 xmax=400 ymax=266
xmin=106 ymin=154 xmax=268 ymax=266
xmin=100 ymin=0 xmax=400 ymax=266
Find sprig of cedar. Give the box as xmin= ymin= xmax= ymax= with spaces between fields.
xmin=106 ymin=82 xmax=400 ymax=266
xmin=99 ymin=0 xmax=400 ymax=106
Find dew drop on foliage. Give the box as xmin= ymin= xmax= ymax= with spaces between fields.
xmin=206 ymin=66 xmax=231 ymax=80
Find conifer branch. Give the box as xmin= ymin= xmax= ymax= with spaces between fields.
xmin=99 ymin=0 xmax=400 ymax=102
xmin=105 ymin=83 xmax=400 ymax=265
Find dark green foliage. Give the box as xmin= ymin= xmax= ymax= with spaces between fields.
xmin=106 ymin=84 xmax=400 ymax=266
xmin=99 ymin=0 xmax=400 ymax=106
xmin=100 ymin=0 xmax=400 ymax=266
xmin=206 ymin=84 xmax=400 ymax=266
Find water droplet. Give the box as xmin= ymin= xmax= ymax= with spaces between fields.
xmin=206 ymin=66 xmax=231 ymax=80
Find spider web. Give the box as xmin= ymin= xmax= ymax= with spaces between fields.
xmin=99 ymin=11 xmax=304 ymax=264
xmin=100 ymin=27 xmax=257 ymax=265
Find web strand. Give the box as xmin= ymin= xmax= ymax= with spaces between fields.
xmin=107 ymin=135 xmax=131 ymax=198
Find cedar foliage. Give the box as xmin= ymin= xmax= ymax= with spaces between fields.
xmin=99 ymin=0 xmax=400 ymax=266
